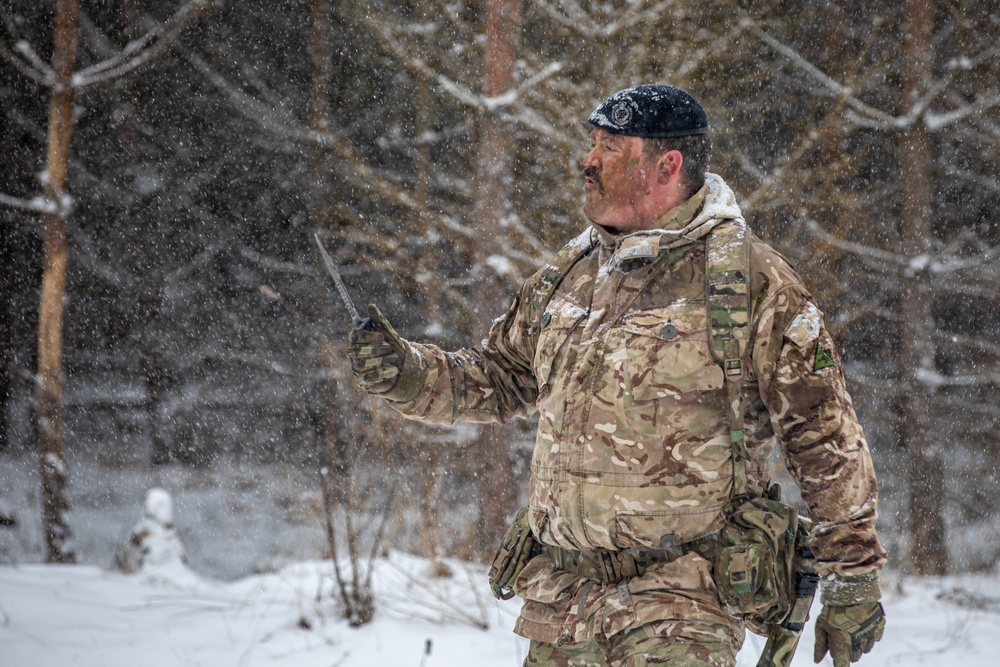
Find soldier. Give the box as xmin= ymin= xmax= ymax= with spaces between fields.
xmin=347 ymin=85 xmax=886 ymax=667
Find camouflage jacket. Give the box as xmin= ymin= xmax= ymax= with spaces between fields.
xmin=386 ymin=173 xmax=886 ymax=580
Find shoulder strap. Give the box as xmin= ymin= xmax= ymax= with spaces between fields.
xmin=706 ymin=220 xmax=752 ymax=500
xmin=528 ymin=228 xmax=598 ymax=336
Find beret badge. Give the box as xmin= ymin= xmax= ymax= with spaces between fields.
xmin=610 ymin=101 xmax=633 ymax=127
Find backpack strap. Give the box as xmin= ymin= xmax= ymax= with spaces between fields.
xmin=527 ymin=228 xmax=598 ymax=337
xmin=706 ymin=220 xmax=752 ymax=501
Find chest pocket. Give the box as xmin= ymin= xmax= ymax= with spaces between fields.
xmin=616 ymin=303 xmax=725 ymax=431
xmin=533 ymin=295 xmax=587 ymax=394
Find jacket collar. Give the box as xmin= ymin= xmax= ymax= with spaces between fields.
xmin=591 ymin=173 xmax=744 ymax=270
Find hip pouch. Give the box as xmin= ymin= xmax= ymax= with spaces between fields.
xmin=714 ymin=487 xmax=806 ymax=636
xmin=489 ymin=507 xmax=542 ymax=600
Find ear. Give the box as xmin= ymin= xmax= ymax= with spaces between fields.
xmin=656 ymin=150 xmax=683 ymax=184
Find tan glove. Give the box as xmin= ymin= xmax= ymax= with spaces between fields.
xmin=346 ymin=304 xmax=426 ymax=401
xmin=813 ymin=601 xmax=885 ymax=666
xmin=814 ymin=572 xmax=885 ymax=666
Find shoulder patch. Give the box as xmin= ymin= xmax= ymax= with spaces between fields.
xmin=784 ymin=301 xmax=821 ymax=350
xmin=813 ymin=344 xmax=836 ymax=371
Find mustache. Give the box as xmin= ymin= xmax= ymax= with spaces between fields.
xmin=583 ymin=166 xmax=602 ymax=189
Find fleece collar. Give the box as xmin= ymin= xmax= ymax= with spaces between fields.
xmin=592 ymin=173 xmax=744 ymax=269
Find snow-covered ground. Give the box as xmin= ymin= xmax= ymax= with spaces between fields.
xmin=2 ymin=552 xmax=999 ymax=667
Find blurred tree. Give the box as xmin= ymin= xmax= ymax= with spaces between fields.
xmin=720 ymin=0 xmax=1000 ymax=573
xmin=1 ymin=0 xmax=997 ymax=575
xmin=898 ymin=0 xmax=946 ymax=576
xmin=0 ymin=0 xmax=210 ymax=561
xmin=473 ymin=0 xmax=523 ymax=552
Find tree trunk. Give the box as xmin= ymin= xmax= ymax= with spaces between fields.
xmin=473 ymin=0 xmax=522 ymax=554
xmin=111 ymin=0 xmax=172 ymax=466
xmin=0 ymin=229 xmax=10 ymax=451
xmin=900 ymin=0 xmax=947 ymax=575
xmin=38 ymin=0 xmax=79 ymax=564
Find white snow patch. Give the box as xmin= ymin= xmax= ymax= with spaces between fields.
xmin=486 ymin=254 xmax=515 ymax=278
xmin=786 ymin=302 xmax=822 ymax=348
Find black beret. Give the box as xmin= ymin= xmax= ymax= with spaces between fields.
xmin=588 ymin=85 xmax=709 ymax=138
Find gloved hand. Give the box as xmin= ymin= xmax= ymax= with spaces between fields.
xmin=346 ymin=304 xmax=426 ymax=401
xmin=813 ymin=601 xmax=885 ymax=666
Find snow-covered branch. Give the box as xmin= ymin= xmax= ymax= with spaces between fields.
xmin=804 ymin=219 xmax=909 ymax=268
xmin=68 ymin=226 xmax=139 ymax=290
xmin=926 ymin=245 xmax=1000 ymax=275
xmin=534 ymin=0 xmax=676 ymax=40
xmin=926 ymin=92 xmax=1000 ymax=131
xmin=0 ymin=39 xmax=53 ymax=85
xmin=505 ymin=61 xmax=564 ymax=107
xmin=0 ymin=191 xmax=56 ymax=214
xmin=239 ymin=245 xmax=315 ymax=277
xmin=838 ymin=369 xmax=900 ymax=392
xmin=675 ymin=22 xmax=744 ymax=80
xmin=73 ymin=0 xmax=213 ymax=89
xmin=751 ymin=21 xmax=1000 ymax=133
xmin=916 ymin=366 xmax=999 ymax=389
xmin=934 ymin=331 xmax=1000 ymax=358
xmin=361 ymin=18 xmax=486 ymax=113
xmin=943 ymin=163 xmax=1000 ymax=193
xmin=747 ymin=22 xmax=900 ymax=128
xmin=508 ymin=104 xmax=574 ymax=149
xmin=184 ymin=49 xmax=419 ymax=213
xmin=427 ymin=0 xmax=474 ymax=34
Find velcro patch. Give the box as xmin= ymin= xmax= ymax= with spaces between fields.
xmin=813 ymin=344 xmax=835 ymax=371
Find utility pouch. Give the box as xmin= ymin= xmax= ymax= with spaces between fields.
xmin=489 ymin=507 xmax=541 ymax=600
xmin=717 ymin=541 xmax=774 ymax=613
xmin=714 ymin=485 xmax=803 ymax=636
xmin=755 ymin=525 xmax=818 ymax=667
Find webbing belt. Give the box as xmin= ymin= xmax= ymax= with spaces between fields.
xmin=547 ymin=532 xmax=723 ymax=586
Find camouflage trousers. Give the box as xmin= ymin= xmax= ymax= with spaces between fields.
xmin=524 ymin=620 xmax=738 ymax=667
xmin=514 ymin=550 xmax=742 ymax=667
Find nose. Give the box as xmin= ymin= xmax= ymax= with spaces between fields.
xmin=584 ymin=146 xmax=600 ymax=170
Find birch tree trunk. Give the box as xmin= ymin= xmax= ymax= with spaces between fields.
xmin=38 ymin=0 xmax=79 ymax=564
xmin=474 ymin=0 xmax=522 ymax=552
xmin=900 ymin=0 xmax=947 ymax=575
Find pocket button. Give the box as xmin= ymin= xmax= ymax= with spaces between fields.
xmin=660 ymin=322 xmax=678 ymax=340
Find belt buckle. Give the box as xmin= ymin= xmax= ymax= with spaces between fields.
xmin=596 ymin=551 xmax=620 ymax=584
xmin=594 ymin=550 xmax=639 ymax=584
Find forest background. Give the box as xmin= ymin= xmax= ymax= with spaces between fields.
xmin=1 ymin=0 xmax=998 ymax=601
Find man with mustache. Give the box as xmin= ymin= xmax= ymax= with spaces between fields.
xmin=347 ymin=85 xmax=886 ymax=667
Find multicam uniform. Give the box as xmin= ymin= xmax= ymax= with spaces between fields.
xmin=383 ymin=174 xmax=886 ymax=665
